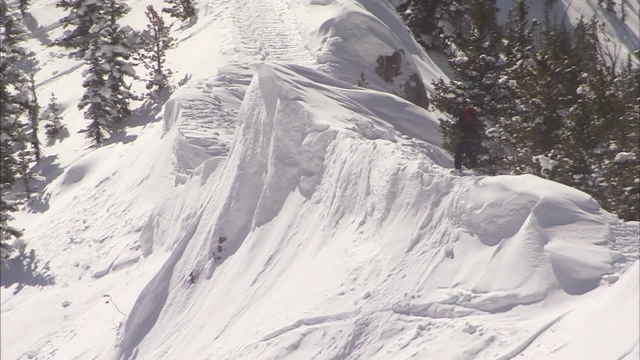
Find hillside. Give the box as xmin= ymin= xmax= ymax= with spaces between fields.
xmin=1 ymin=0 xmax=639 ymax=359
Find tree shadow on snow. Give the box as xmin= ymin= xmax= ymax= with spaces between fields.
xmin=22 ymin=12 xmax=52 ymax=46
xmin=94 ymin=90 xmax=173 ymax=146
xmin=101 ymin=132 xmax=139 ymax=147
xmin=45 ymin=126 xmax=71 ymax=147
xmin=126 ymin=88 xmax=172 ymax=129
xmin=26 ymin=154 xmax=65 ymax=213
xmin=1 ymin=247 xmax=55 ymax=295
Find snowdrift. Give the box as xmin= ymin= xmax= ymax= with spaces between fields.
xmin=116 ymin=63 xmax=633 ymax=360
xmin=2 ymin=0 xmax=638 ymax=359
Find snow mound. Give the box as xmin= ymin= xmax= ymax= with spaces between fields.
xmin=115 ymin=63 xmax=625 ymax=360
xmin=461 ymin=175 xmax=617 ymax=299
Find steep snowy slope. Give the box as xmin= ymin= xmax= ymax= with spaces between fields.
xmin=115 ymin=62 xmax=636 ymax=360
xmin=2 ymin=0 xmax=638 ymax=359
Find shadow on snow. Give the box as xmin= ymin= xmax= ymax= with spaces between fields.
xmin=1 ymin=247 xmax=55 ymax=295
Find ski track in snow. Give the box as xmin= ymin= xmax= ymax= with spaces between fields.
xmin=226 ymin=0 xmax=316 ymax=66
xmin=169 ymin=0 xmax=317 ymax=174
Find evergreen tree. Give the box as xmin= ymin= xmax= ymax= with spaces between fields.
xmin=514 ymin=23 xmax=577 ymax=174
xmin=0 ymin=0 xmax=29 ymax=262
xmin=80 ymin=52 xmax=111 ymax=144
xmin=580 ymin=52 xmax=640 ymax=220
xmin=53 ymin=0 xmax=104 ymax=56
xmin=0 ymin=198 xmax=22 ymax=262
xmin=356 ymin=71 xmax=369 ymax=88
xmin=24 ymin=71 xmax=41 ymax=162
xmin=549 ymin=18 xmax=611 ymax=190
xmin=595 ymin=56 xmax=640 ymax=221
xmin=18 ymin=0 xmax=30 ymax=15
xmin=431 ymin=1 xmax=503 ymax=170
xmin=493 ymin=1 xmax=536 ymax=170
xmin=404 ymin=0 xmax=638 ymax=219
xmin=162 ymin=0 xmax=196 ymax=22
xmin=139 ymin=5 xmax=175 ymax=93
xmin=396 ymin=0 xmax=457 ymax=50
xmin=43 ymin=93 xmax=66 ymax=141
xmin=78 ymin=0 xmax=137 ymax=144
xmin=102 ymin=0 xmax=137 ymax=121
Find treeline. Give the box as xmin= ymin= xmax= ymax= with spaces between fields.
xmin=0 ymin=0 xmax=195 ymax=264
xmin=399 ymin=0 xmax=639 ymax=221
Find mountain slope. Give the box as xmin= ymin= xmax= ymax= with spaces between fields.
xmin=2 ymin=0 xmax=638 ymax=359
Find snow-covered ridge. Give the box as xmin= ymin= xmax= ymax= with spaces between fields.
xmin=2 ymin=0 xmax=638 ymax=359
xmin=116 ymin=62 xmax=634 ymax=359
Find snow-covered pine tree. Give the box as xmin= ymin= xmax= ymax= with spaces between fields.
xmin=102 ymin=0 xmax=137 ymax=122
xmin=431 ymin=1 xmax=502 ymax=169
xmin=356 ymin=71 xmax=368 ymax=88
xmin=23 ymin=70 xmax=42 ymax=162
xmin=15 ymin=70 xmax=41 ymax=198
xmin=162 ymin=0 xmax=196 ymax=22
xmin=549 ymin=18 xmax=610 ymax=191
xmin=600 ymin=56 xmax=640 ymax=221
xmin=512 ymin=22 xmax=577 ymax=178
xmin=494 ymin=0 xmax=538 ymax=173
xmin=43 ymin=93 xmax=66 ymax=142
xmin=396 ymin=0 xmax=458 ymax=51
xmin=139 ymin=5 xmax=175 ymax=93
xmin=563 ymin=0 xmax=635 ymax=224
xmin=18 ymin=0 xmax=31 ymax=15
xmin=79 ymin=50 xmax=111 ymax=144
xmin=78 ymin=0 xmax=137 ymax=144
xmin=0 ymin=0 xmax=29 ymax=262
xmin=0 ymin=198 xmax=22 ymax=263
xmin=53 ymin=0 xmax=104 ymax=56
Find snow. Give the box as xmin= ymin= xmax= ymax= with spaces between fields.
xmin=532 ymin=154 xmax=558 ymax=174
xmin=615 ymin=152 xmax=636 ymax=162
xmin=2 ymin=0 xmax=639 ymax=360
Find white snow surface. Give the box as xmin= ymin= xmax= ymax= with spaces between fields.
xmin=2 ymin=0 xmax=639 ymax=360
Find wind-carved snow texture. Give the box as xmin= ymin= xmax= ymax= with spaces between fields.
xmin=116 ymin=63 xmax=631 ymax=360
xmin=163 ymin=66 xmax=252 ymax=177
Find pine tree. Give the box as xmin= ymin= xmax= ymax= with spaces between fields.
xmin=139 ymin=5 xmax=175 ymax=93
xmin=18 ymin=0 xmax=30 ymax=15
xmin=431 ymin=1 xmax=503 ymax=170
xmin=53 ymin=0 xmax=104 ymax=56
xmin=512 ymin=23 xmax=578 ymax=177
xmin=43 ymin=93 xmax=66 ymax=141
xmin=0 ymin=0 xmax=29 ymax=262
xmin=617 ymin=60 xmax=639 ymax=220
xmin=78 ymin=0 xmax=137 ymax=144
xmin=396 ymin=0 xmax=458 ymax=50
xmin=24 ymin=71 xmax=41 ymax=162
xmin=490 ymin=0 xmax=537 ymax=172
xmin=162 ymin=0 xmax=196 ymax=22
xmin=102 ymin=0 xmax=137 ymax=122
xmin=549 ymin=18 xmax=609 ymax=190
xmin=0 ymin=198 xmax=22 ymax=263
xmin=401 ymin=0 xmax=637 ymax=219
xmin=596 ymin=56 xmax=640 ymax=221
xmin=356 ymin=71 xmax=369 ymax=87
xmin=80 ymin=53 xmax=111 ymax=144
